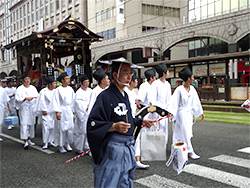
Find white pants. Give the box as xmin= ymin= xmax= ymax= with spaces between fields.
xmin=20 ymin=124 xmax=35 ymax=140
xmin=74 ymin=133 xmax=89 ymax=151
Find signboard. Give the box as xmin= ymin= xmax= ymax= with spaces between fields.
xmin=209 ymin=63 xmax=225 ymax=76
xmin=245 ymin=61 xmax=249 ymax=66
xmin=64 ymin=67 xmax=72 ymax=77
xmin=192 ymin=65 xmax=207 ymax=77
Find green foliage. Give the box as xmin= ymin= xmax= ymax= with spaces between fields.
xmin=197 ymin=111 xmax=250 ymax=125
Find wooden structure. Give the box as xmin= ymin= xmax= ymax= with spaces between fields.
xmin=4 ymin=15 xmax=103 ymax=88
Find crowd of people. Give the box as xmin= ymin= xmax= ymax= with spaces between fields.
xmin=0 ymin=57 xmax=204 ymax=188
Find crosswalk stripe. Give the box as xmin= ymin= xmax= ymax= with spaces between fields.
xmin=210 ymin=155 xmax=250 ymax=169
xmin=238 ymin=147 xmax=250 ymax=154
xmin=134 ymin=174 xmax=194 ymax=188
xmin=183 ymin=164 xmax=250 ymax=188
xmin=1 ymin=133 xmax=55 ymax=154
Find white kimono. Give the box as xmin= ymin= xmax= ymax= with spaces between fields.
xmin=0 ymin=86 xmax=10 ymax=134
xmin=88 ymin=85 xmax=106 ymax=114
xmin=35 ymin=87 xmax=56 ymax=143
xmin=15 ymin=85 xmax=38 ymax=139
xmin=5 ymin=86 xmax=17 ymax=116
xmin=136 ymin=81 xmax=152 ymax=107
xmin=124 ymin=87 xmax=137 ymax=118
xmin=73 ymin=87 xmax=92 ymax=151
xmin=49 ymin=86 xmax=75 ymax=146
xmin=167 ymin=85 xmax=203 ymax=153
xmin=149 ymin=79 xmax=171 ymax=141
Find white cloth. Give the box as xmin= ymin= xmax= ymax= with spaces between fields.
xmin=0 ymin=86 xmax=10 ymax=134
xmin=167 ymin=85 xmax=203 ymax=153
xmin=88 ymin=85 xmax=106 ymax=114
xmin=73 ymin=87 xmax=92 ymax=151
xmin=5 ymin=86 xmax=16 ymax=115
xmin=49 ymin=86 xmax=75 ymax=146
xmin=124 ymin=87 xmax=137 ymax=118
xmin=149 ymin=79 xmax=171 ymax=140
xmin=35 ymin=87 xmax=56 ymax=143
xmin=136 ymin=81 xmax=152 ymax=106
xmin=15 ymin=85 xmax=38 ymax=139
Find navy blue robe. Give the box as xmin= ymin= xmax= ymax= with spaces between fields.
xmin=87 ymin=83 xmax=143 ymax=164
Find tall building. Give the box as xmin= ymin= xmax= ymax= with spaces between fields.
xmin=0 ymin=0 xmax=87 ymax=77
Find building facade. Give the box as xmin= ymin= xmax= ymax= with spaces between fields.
xmin=0 ymin=0 xmax=87 ymax=77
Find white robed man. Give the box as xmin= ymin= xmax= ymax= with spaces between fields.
xmin=149 ymin=63 xmax=171 ymax=142
xmin=35 ymin=77 xmax=57 ymax=149
xmin=88 ymin=68 xmax=110 ymax=114
xmin=73 ymin=74 xmax=92 ymax=154
xmin=167 ymin=67 xmax=204 ymax=159
xmin=5 ymin=78 xmax=17 ymax=130
xmin=49 ymin=72 xmax=75 ymax=153
xmin=0 ymin=82 xmax=11 ymax=141
xmin=15 ymin=73 xmax=38 ymax=148
xmin=124 ymin=69 xmax=149 ymax=169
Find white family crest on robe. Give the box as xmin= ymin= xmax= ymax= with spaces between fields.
xmin=114 ymin=103 xmax=128 ymax=116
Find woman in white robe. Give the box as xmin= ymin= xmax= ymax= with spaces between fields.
xmin=49 ymin=73 xmax=75 ymax=153
xmin=167 ymin=68 xmax=204 ymax=159
xmin=73 ymin=74 xmax=92 ymax=154
xmin=35 ymin=77 xmax=57 ymax=149
xmin=15 ymin=73 xmax=38 ymax=148
xmin=0 ymin=84 xmax=11 ymax=141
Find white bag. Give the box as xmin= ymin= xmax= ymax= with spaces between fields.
xmin=166 ymin=142 xmax=188 ymax=174
xmin=141 ymin=131 xmax=167 ymax=161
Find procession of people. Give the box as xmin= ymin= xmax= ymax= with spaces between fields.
xmin=0 ymin=57 xmax=205 ymax=188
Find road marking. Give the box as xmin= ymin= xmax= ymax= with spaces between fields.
xmin=1 ymin=133 xmax=55 ymax=154
xmin=238 ymin=147 xmax=250 ymax=154
xmin=134 ymin=174 xmax=194 ymax=188
xmin=210 ymin=155 xmax=250 ymax=169
xmin=183 ymin=164 xmax=250 ymax=188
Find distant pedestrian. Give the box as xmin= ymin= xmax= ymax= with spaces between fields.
xmin=35 ymin=77 xmax=57 ymax=149
xmin=49 ymin=72 xmax=75 ymax=153
xmin=15 ymin=73 xmax=38 ymax=148
xmin=73 ymin=74 xmax=92 ymax=154
xmin=5 ymin=78 xmax=17 ymax=130
xmin=167 ymin=67 xmax=204 ymax=159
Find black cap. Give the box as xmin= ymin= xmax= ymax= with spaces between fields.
xmin=179 ymin=67 xmax=193 ymax=81
xmin=57 ymin=72 xmax=68 ymax=82
xmin=144 ymin=69 xmax=156 ymax=79
xmin=93 ymin=68 xmax=107 ymax=83
xmin=155 ymin=63 xmax=168 ymax=76
xmin=45 ymin=76 xmax=56 ymax=85
xmin=20 ymin=73 xmax=30 ymax=80
xmin=131 ymin=69 xmax=137 ymax=82
xmin=7 ymin=78 xmax=13 ymax=84
xmin=79 ymin=74 xmax=89 ymax=83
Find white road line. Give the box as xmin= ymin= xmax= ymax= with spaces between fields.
xmin=183 ymin=164 xmax=250 ymax=188
xmin=210 ymin=155 xmax=250 ymax=169
xmin=238 ymin=147 xmax=250 ymax=154
xmin=134 ymin=174 xmax=194 ymax=188
xmin=1 ymin=133 xmax=55 ymax=154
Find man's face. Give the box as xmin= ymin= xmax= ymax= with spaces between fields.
xmin=163 ymin=70 xmax=170 ymax=79
xmin=8 ymin=82 xmax=13 ymax=87
xmin=150 ymin=76 xmax=156 ymax=82
xmin=62 ymin=76 xmax=70 ymax=85
xmin=22 ymin=77 xmax=31 ymax=86
xmin=102 ymin=75 xmax=110 ymax=87
xmin=131 ymin=78 xmax=138 ymax=88
xmin=118 ymin=63 xmax=132 ymax=84
xmin=188 ymin=75 xmax=194 ymax=83
xmin=49 ymin=81 xmax=57 ymax=89
xmin=81 ymin=79 xmax=89 ymax=89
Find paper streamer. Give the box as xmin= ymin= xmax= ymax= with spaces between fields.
xmin=65 ymin=150 xmax=90 ymax=164
xmin=241 ymin=99 xmax=250 ymax=112
xmin=166 ymin=142 xmax=188 ymax=174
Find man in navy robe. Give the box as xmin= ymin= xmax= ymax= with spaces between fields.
xmin=87 ymin=58 xmax=154 ymax=188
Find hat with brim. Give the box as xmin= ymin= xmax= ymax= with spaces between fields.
xmin=179 ymin=67 xmax=193 ymax=81
xmin=93 ymin=68 xmax=107 ymax=83
xmin=155 ymin=63 xmax=168 ymax=75
xmin=20 ymin=73 xmax=30 ymax=80
xmin=57 ymin=72 xmax=68 ymax=82
xmin=99 ymin=57 xmax=144 ymax=69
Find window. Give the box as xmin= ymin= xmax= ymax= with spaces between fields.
xmin=28 ymin=15 xmax=30 ymax=24
xmin=56 ymin=0 xmax=60 ymax=9
xmin=40 ymin=8 xmax=44 ymax=18
xmin=31 ymin=0 xmax=34 ymax=11
xmin=24 ymin=17 xmax=26 ymax=26
xmin=17 ymin=21 xmax=19 ymax=29
xmin=2 ymin=49 xmax=5 ymax=61
xmin=62 ymin=0 xmax=66 ymax=7
xmin=20 ymin=20 xmax=22 ymax=27
xmin=36 ymin=0 xmax=39 ymax=8
xmin=36 ymin=11 xmax=39 ymax=20
xmin=51 ymin=2 xmax=54 ymax=13
xmin=45 ymin=5 xmax=49 ymax=15
xmin=13 ymin=12 xmax=15 ymax=21
xmin=40 ymin=0 xmax=43 ymax=6
xmin=96 ymin=12 xmax=101 ymax=22
xmin=27 ymin=2 xmax=30 ymax=13
xmin=16 ymin=9 xmax=19 ymax=19
xmin=32 ymin=13 xmax=35 ymax=22
xmin=23 ymin=5 xmax=26 ymax=16
xmin=20 ymin=7 xmax=22 ymax=18
xmin=240 ymin=0 xmax=248 ymax=9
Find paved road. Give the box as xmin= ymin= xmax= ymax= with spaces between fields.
xmin=0 ymin=120 xmax=249 ymax=187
